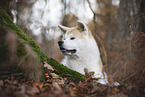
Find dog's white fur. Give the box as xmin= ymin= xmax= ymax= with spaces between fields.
xmin=58 ymin=21 xmax=108 ymax=84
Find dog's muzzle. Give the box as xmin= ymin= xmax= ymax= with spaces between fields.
xmin=58 ymin=41 xmax=77 ymax=55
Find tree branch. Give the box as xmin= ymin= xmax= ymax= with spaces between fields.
xmin=86 ymin=0 xmax=96 ymax=25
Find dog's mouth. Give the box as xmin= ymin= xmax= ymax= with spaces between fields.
xmin=60 ymin=48 xmax=77 ymax=55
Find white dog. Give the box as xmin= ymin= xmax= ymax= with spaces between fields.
xmin=58 ymin=21 xmax=108 ymax=84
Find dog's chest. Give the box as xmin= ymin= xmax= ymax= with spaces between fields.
xmin=65 ymin=55 xmax=102 ymax=75
xmin=66 ymin=57 xmax=87 ymax=74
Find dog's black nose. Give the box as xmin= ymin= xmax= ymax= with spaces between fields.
xmin=58 ymin=41 xmax=64 ymax=45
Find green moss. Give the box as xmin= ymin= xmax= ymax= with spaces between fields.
xmin=0 ymin=8 xmax=85 ymax=81
xmin=0 ymin=41 xmax=8 ymax=64
xmin=17 ymin=42 xmax=27 ymax=56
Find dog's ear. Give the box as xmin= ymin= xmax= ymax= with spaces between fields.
xmin=76 ymin=20 xmax=88 ymax=34
xmin=58 ymin=25 xmax=69 ymax=33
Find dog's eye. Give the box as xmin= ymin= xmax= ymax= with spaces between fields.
xmin=70 ymin=37 xmax=75 ymax=40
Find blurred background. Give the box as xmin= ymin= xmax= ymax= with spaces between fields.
xmin=2 ymin=0 xmax=145 ymax=83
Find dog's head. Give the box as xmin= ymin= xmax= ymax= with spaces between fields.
xmin=58 ymin=21 xmax=93 ymax=55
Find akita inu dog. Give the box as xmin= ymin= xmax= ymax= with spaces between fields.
xmin=58 ymin=21 xmax=108 ymax=84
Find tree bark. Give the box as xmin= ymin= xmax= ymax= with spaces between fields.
xmin=116 ymin=0 xmax=141 ymax=42
xmin=113 ymin=0 xmax=145 ymax=83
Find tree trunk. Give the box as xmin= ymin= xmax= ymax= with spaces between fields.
xmin=112 ymin=0 xmax=145 ymax=83
xmin=116 ymin=0 xmax=141 ymax=42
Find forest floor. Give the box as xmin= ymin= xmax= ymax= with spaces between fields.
xmin=0 ymin=63 xmax=144 ymax=97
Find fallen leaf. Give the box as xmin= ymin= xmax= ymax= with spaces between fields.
xmin=0 ymin=80 xmax=3 ymax=86
xmin=44 ymin=62 xmax=54 ymax=71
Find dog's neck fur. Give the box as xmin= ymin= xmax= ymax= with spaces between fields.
xmin=62 ymin=36 xmax=103 ymax=76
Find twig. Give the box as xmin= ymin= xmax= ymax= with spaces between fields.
xmin=0 ymin=73 xmax=24 ymax=79
xmin=0 ymin=71 xmax=11 ymax=74
xmin=86 ymin=0 xmax=96 ymax=24
xmin=123 ymin=62 xmax=128 ymax=78
xmin=112 ymin=71 xmax=118 ymax=78
xmin=87 ymin=0 xmax=96 ymax=15
xmin=41 ymin=0 xmax=47 ymax=19
xmin=139 ymin=68 xmax=145 ymax=81
xmin=11 ymin=73 xmax=24 ymax=76
xmin=121 ymin=73 xmax=136 ymax=83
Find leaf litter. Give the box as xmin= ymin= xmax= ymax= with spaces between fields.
xmin=0 ymin=62 xmax=144 ymax=97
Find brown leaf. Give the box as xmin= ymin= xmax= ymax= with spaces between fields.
xmin=44 ymin=62 xmax=54 ymax=71
xmin=52 ymin=82 xmax=62 ymax=91
xmin=38 ymin=82 xmax=44 ymax=90
xmin=50 ymin=73 xmax=59 ymax=78
xmin=27 ymin=86 xmax=40 ymax=95
xmin=69 ymin=81 xmax=76 ymax=88
xmin=0 ymin=80 xmax=4 ymax=86
xmin=77 ymin=81 xmax=82 ymax=86
xmin=112 ymin=87 xmax=119 ymax=94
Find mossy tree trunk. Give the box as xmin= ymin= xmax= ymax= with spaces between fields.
xmin=0 ymin=7 xmax=85 ymax=81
